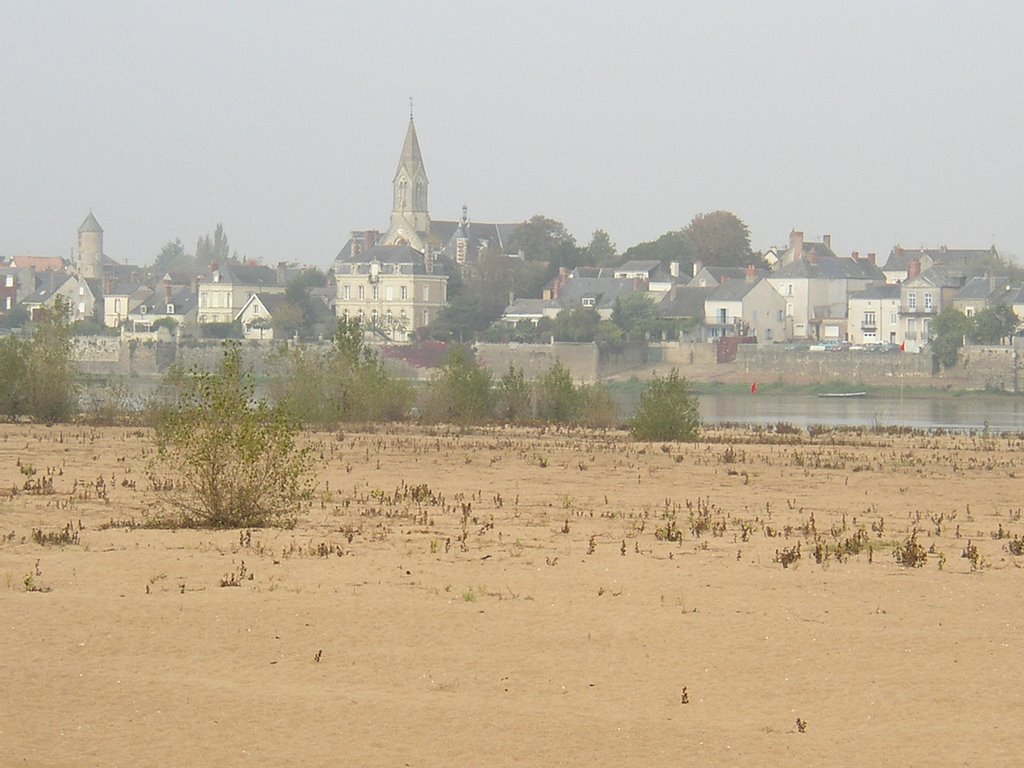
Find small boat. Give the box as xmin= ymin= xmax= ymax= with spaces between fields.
xmin=817 ymin=391 xmax=867 ymax=398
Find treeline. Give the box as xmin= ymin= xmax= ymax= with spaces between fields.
xmin=0 ymin=311 xmax=700 ymax=441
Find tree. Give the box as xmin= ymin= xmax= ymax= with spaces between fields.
xmin=612 ymin=293 xmax=665 ymax=340
xmin=683 ymin=211 xmax=757 ymax=268
xmin=153 ymin=239 xmax=195 ymax=273
xmin=494 ymin=364 xmax=532 ymax=422
xmin=26 ymin=296 xmax=78 ymax=423
xmin=619 ymin=229 xmax=698 ymax=274
xmin=0 ymin=335 xmax=28 ymax=418
xmin=509 ymin=215 xmax=579 ymax=264
xmin=426 ymin=295 xmax=494 ymax=342
xmin=422 ymin=346 xmax=493 ymax=424
xmin=553 ymin=307 xmax=600 ymax=342
xmin=586 ymin=229 xmax=618 ymax=267
xmin=969 ymin=305 xmax=1019 ymax=345
xmin=930 ymin=307 xmax=971 ymax=370
xmin=149 ymin=341 xmax=315 ymax=528
xmin=196 ymin=223 xmax=234 ymax=265
xmin=629 ymin=369 xmax=700 ymax=441
xmin=534 ymin=362 xmax=581 ymax=422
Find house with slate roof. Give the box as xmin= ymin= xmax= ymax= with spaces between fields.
xmin=951 ymin=276 xmax=1016 ymax=319
xmin=703 ymin=271 xmax=787 ymax=342
xmin=881 ymin=245 xmax=998 ymax=284
xmin=766 ymin=242 xmax=884 ymax=340
xmin=197 ymin=263 xmax=284 ymax=325
xmin=656 ymin=286 xmax=714 ymax=341
xmin=899 ymin=265 xmax=968 ymax=352
xmin=690 ymin=264 xmax=770 ymax=289
xmin=335 ymin=244 xmax=448 ymax=341
xmin=847 ymin=283 xmax=901 ymax=346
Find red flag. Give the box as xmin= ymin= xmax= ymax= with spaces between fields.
xmin=751 ymin=382 xmax=758 ymax=394
xmin=900 ymin=341 xmax=906 ymax=352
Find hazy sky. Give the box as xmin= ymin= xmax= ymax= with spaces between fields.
xmin=2 ymin=1 xmax=1022 ymax=269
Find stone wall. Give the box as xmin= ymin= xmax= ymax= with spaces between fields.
xmin=736 ymin=346 xmax=934 ymax=385
xmin=959 ymin=344 xmax=1022 ymax=392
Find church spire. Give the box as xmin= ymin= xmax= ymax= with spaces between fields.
xmin=394 ymin=113 xmax=425 ymax=183
xmin=386 ymin=107 xmax=430 ymax=248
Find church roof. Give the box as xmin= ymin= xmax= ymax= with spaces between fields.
xmin=394 ymin=118 xmax=427 ymax=182
xmin=79 ymin=211 xmax=103 ymax=234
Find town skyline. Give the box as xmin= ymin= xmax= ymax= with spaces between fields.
xmin=2 ymin=2 xmax=1022 ymax=268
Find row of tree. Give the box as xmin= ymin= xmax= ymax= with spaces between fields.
xmin=931 ymin=305 xmax=1020 ymax=369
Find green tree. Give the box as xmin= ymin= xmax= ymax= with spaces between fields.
xmin=586 ymin=229 xmax=618 ymax=267
xmin=149 ymin=341 xmax=316 ymax=528
xmin=494 ymin=364 xmax=532 ymax=422
xmin=26 ymin=296 xmax=78 ymax=423
xmin=508 ymin=215 xmax=577 ymax=262
xmin=534 ymin=362 xmax=581 ymax=422
xmin=612 ymin=293 xmax=665 ymax=340
xmin=153 ymin=239 xmax=196 ymax=273
xmin=196 ymin=222 xmax=234 ymax=265
xmin=683 ymin=211 xmax=758 ymax=268
xmin=422 ymin=346 xmax=493 ymax=424
xmin=427 ymin=295 xmax=494 ymax=342
xmin=969 ymin=305 xmax=1019 ymax=345
xmin=620 ymin=229 xmax=698 ymax=273
xmin=929 ymin=307 xmax=971 ymax=370
xmin=629 ymin=369 xmax=701 ymax=441
xmin=553 ymin=307 xmax=600 ymax=342
xmin=0 ymin=335 xmax=28 ymax=418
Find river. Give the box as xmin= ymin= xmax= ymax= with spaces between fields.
xmin=698 ymin=392 xmax=1024 ymax=433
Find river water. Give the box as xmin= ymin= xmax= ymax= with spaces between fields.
xmin=698 ymin=393 xmax=1024 ymax=433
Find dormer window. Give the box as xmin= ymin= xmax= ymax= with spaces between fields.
xmin=582 ymin=297 xmax=596 ymax=308
xmin=140 ymin=305 xmax=148 ymax=315
xmin=166 ymin=303 xmax=175 ymax=314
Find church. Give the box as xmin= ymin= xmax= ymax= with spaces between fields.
xmin=333 ymin=114 xmax=520 ymax=341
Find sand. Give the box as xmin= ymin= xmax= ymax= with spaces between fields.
xmin=1 ymin=423 xmax=1023 ymax=766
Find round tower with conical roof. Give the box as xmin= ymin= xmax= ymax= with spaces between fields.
xmin=77 ymin=211 xmax=104 ymax=280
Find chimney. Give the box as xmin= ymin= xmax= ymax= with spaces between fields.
xmin=867 ymin=252 xmax=876 ymax=265
xmin=823 ymin=234 xmax=832 ymax=251
xmin=851 ymin=251 xmax=860 ymax=261
xmin=191 ymin=275 xmax=199 ymax=294
xmin=789 ymin=230 xmax=804 ymax=258
xmin=908 ymin=258 xmax=921 ymax=280
xmin=692 ymin=259 xmax=703 ymax=278
xmin=165 ymin=284 xmax=173 ymax=302
xmin=424 ymin=244 xmax=435 ymax=274
xmin=670 ymin=261 xmax=680 ymax=278
xmin=745 ymin=264 xmax=757 ymax=283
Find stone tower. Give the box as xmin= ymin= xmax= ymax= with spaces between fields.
xmin=77 ymin=211 xmax=104 ymax=280
xmin=385 ymin=115 xmax=430 ymax=250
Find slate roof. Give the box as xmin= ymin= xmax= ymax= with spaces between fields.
xmin=556 ymin=277 xmax=641 ymax=310
xmin=503 ymin=298 xmax=551 ymax=317
xmin=656 ymin=287 xmax=714 ymax=319
xmin=432 ymin=220 xmax=519 ymax=255
xmin=851 ymin=283 xmax=901 ymax=301
xmin=614 ymin=260 xmax=662 ymax=276
xmin=78 ymin=211 xmax=103 ymax=233
xmin=955 ymin=276 xmax=1012 ymax=301
xmin=708 ymin=279 xmax=760 ymax=302
xmin=882 ymin=246 xmax=997 ymax=272
xmin=217 ymin=263 xmax=279 ymax=285
xmin=903 ymin=265 xmax=966 ymax=290
xmin=771 ymin=256 xmax=884 ymax=281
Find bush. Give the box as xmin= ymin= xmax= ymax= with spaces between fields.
xmin=0 ymin=297 xmax=79 ymax=423
xmin=494 ymin=364 xmax=532 ymax=422
xmin=534 ymin=362 xmax=581 ymax=422
xmin=268 ymin=318 xmax=413 ymax=426
xmin=629 ymin=369 xmax=700 ymax=441
xmin=148 ymin=341 xmax=315 ymax=528
xmin=420 ymin=346 xmax=493 ymax=424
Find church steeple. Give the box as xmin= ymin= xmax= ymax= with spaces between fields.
xmin=386 ymin=108 xmax=430 ymax=248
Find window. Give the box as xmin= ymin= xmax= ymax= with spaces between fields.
xmin=358 ymin=285 xmax=365 ymax=300
xmin=4 ymin=275 xmax=12 ymax=287
xmin=890 ymin=312 xmax=897 ymax=324
xmin=924 ymin=293 xmax=933 ymax=310
xmin=114 ymin=298 xmax=122 ymax=313
xmin=372 ymin=285 xmax=379 ymax=301
xmin=423 ymin=285 xmax=430 ymax=302
xmin=140 ymin=305 xmax=147 ymax=315
xmin=357 ymin=309 xmax=364 ymax=322
xmin=864 ymin=311 xmax=876 ymax=327
xmin=785 ymin=303 xmax=794 ymax=317
xmin=766 ymin=328 xmax=772 ymax=340
xmin=582 ymin=297 xmax=596 ymax=308
xmin=400 ymin=285 xmax=408 ymax=300
xmin=908 ymin=292 xmax=917 ymax=310
xmin=786 ymin=284 xmax=793 ymax=296
xmin=777 ymin=309 xmax=784 ymax=321
xmin=253 ymin=303 xmax=260 ymax=315
xmin=966 ymin=306 xmax=975 ymax=318
xmin=343 ymin=284 xmax=350 ymax=300
xmin=385 ymin=286 xmax=394 ymax=301
xmin=423 ymin=309 xmax=430 ymax=325
xmin=166 ymin=304 xmax=175 ymax=314
xmin=5 ymin=296 xmax=11 ymax=310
